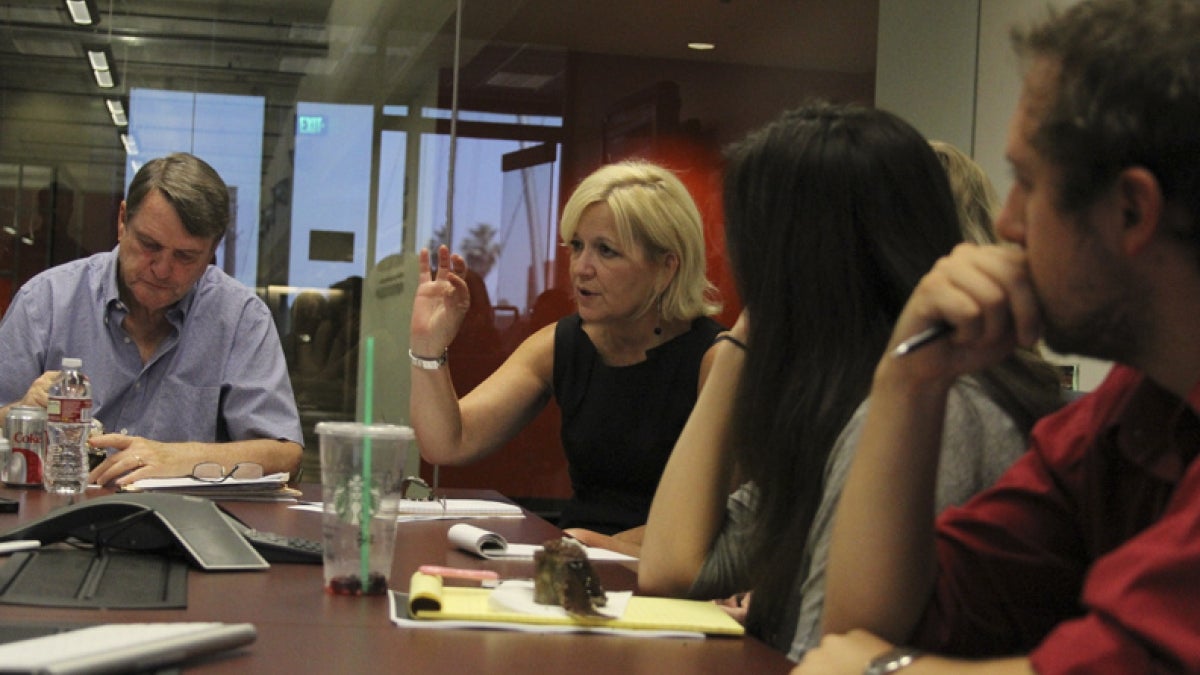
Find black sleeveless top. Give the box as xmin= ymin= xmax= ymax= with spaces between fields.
xmin=552 ymin=314 xmax=724 ymax=534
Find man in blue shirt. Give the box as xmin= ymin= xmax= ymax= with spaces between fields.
xmin=0 ymin=153 xmax=302 ymax=485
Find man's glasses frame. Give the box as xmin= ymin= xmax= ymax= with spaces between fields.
xmin=191 ymin=461 xmax=264 ymax=483
xmin=400 ymin=476 xmax=446 ymax=512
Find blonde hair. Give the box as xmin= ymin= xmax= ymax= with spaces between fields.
xmin=559 ymin=161 xmax=720 ymax=321
xmin=929 ymin=140 xmax=1000 ymax=244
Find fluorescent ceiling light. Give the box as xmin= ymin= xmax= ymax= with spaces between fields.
xmin=106 ymin=100 xmax=127 ymax=126
xmin=120 ymin=133 xmax=139 ymax=155
xmin=687 ymin=42 xmax=716 ymax=51
xmin=88 ymin=48 xmax=116 ymax=88
xmin=87 ymin=49 xmax=109 ymax=70
xmin=65 ymin=0 xmax=93 ymax=25
xmin=486 ymin=72 xmax=554 ymax=90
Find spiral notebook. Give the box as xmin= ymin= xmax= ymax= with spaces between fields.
xmin=448 ymin=524 xmax=637 ymax=561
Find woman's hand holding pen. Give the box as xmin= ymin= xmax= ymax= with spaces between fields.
xmin=411 ymin=245 xmax=470 ymax=357
xmin=886 ymin=244 xmax=1043 ymax=382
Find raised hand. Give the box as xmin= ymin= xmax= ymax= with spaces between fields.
xmin=410 ymin=245 xmax=470 ymax=357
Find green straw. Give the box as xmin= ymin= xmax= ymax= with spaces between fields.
xmin=360 ymin=336 xmax=375 ymax=591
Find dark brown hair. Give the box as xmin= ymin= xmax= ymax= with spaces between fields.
xmin=1013 ymin=0 xmax=1200 ymax=243
xmin=723 ymin=102 xmax=1063 ymax=648
xmin=125 ymin=152 xmax=230 ymax=241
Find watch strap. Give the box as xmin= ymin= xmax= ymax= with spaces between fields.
xmin=409 ymin=348 xmax=448 ymax=369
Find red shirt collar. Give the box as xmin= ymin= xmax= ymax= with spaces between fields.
xmin=1113 ymin=374 xmax=1200 ymax=482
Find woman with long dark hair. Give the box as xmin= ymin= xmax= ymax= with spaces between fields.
xmin=639 ymin=103 xmax=1064 ymax=658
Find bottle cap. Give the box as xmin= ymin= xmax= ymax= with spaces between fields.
xmin=61 ymin=357 xmax=82 ymax=368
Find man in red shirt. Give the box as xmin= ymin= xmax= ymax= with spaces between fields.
xmin=798 ymin=1 xmax=1200 ymax=673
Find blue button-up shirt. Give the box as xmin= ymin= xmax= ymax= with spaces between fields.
xmin=0 ymin=248 xmax=302 ymax=446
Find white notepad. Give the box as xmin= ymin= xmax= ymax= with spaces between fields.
xmin=0 ymin=621 xmax=256 ymax=674
xmin=291 ymin=499 xmax=526 ymax=521
xmin=399 ymin=499 xmax=525 ymax=518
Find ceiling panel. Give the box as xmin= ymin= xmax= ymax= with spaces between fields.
xmin=0 ymin=0 xmax=878 ymax=192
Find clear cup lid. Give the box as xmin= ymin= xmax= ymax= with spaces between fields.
xmin=314 ymin=421 xmax=414 ymax=440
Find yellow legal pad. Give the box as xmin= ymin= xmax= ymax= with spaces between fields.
xmin=406 ymin=572 xmax=745 ymax=636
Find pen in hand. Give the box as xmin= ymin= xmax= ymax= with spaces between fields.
xmin=892 ymin=322 xmax=952 ymax=357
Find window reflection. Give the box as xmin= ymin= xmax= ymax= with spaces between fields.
xmin=124 ymin=89 xmax=265 ymax=285
xmin=0 ymin=0 xmax=878 ymax=502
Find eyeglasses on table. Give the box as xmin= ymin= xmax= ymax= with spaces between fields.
xmin=190 ymin=461 xmax=264 ymax=482
xmin=400 ymin=476 xmax=447 ymax=512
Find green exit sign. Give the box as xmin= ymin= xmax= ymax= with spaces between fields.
xmin=297 ymin=114 xmax=326 ymax=135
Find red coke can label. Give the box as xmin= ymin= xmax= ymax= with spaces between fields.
xmin=4 ymin=405 xmax=46 ymax=487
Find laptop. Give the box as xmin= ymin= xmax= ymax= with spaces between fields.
xmin=0 ymin=621 xmax=256 ymax=674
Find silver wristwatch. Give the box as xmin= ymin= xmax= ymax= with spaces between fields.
xmin=863 ymin=646 xmax=923 ymax=675
xmin=408 ymin=348 xmax=447 ymax=369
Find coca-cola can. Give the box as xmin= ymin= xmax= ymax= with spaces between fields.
xmin=4 ymin=405 xmax=46 ymax=487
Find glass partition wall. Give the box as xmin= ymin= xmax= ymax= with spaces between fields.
xmin=0 ymin=0 xmax=878 ymax=508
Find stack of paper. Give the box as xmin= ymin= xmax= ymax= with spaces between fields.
xmin=397 ymin=499 xmax=524 ymax=520
xmin=289 ymin=498 xmax=527 ymax=520
xmin=118 ymin=473 xmax=300 ymax=501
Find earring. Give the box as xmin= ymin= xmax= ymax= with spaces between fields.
xmin=653 ymin=293 xmax=663 ymax=335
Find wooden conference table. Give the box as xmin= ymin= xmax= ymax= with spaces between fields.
xmin=0 ymin=485 xmax=795 ymax=673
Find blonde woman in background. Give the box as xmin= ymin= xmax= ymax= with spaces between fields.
xmin=409 ymin=161 xmax=724 ymax=536
xmin=929 ymin=140 xmax=999 ymax=245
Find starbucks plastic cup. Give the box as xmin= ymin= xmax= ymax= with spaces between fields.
xmin=315 ymin=422 xmax=414 ymax=596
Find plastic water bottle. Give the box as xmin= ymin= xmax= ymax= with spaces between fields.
xmin=45 ymin=357 xmax=92 ymax=494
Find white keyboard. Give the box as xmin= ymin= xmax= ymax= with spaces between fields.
xmin=0 ymin=621 xmax=256 ymax=674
